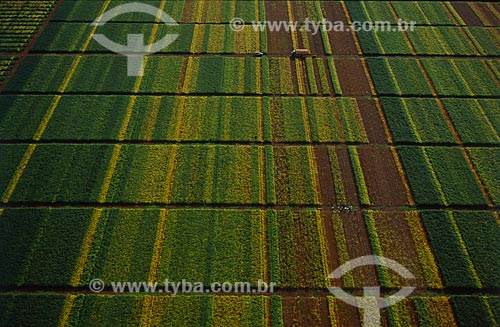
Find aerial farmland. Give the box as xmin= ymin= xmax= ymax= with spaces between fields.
xmin=0 ymin=1 xmax=499 ymax=326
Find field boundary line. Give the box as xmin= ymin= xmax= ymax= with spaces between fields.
xmin=260 ymin=210 xmax=269 ymax=283
xmin=300 ymin=98 xmax=312 ymax=142
xmin=316 ymin=211 xmax=330 ymax=287
xmin=461 ymin=147 xmax=495 ymax=207
xmin=373 ymin=97 xmax=394 ymax=146
xmin=1 ymin=144 xmax=36 ymax=203
xmin=139 ymin=296 xmax=154 ymax=327
xmin=256 ymin=58 xmax=262 ymax=95
xmin=162 ymin=71 xmax=190 ymax=203
xmin=330 ymin=212 xmax=355 ymax=287
xmin=443 ymin=3 xmax=466 ymax=26
xmin=348 ymin=146 xmax=371 ymax=206
xmin=472 ymin=99 xmax=500 ymax=141
xmin=364 ymin=212 xmax=391 ymax=285
xmin=448 ymin=212 xmax=483 ymax=288
xmin=98 ymin=144 xmax=122 ymax=203
xmin=391 ymin=147 xmax=415 ymax=206
xmin=287 ymin=0 xmax=298 ymax=49
xmin=258 ymin=96 xmax=264 ymax=142
xmin=147 ymin=209 xmax=168 ymax=283
xmin=142 ymin=96 xmax=162 ymax=140
xmin=57 ymin=294 xmax=76 ymax=327
xmin=421 ymin=147 xmax=449 ymax=206
xmin=70 ymin=209 xmax=103 ymax=286
xmin=340 ymin=1 xmax=363 ymax=55
xmin=406 ymin=212 xmax=443 ymax=289
xmin=493 ymin=212 xmax=500 ymax=226
xmin=308 ymin=146 xmax=321 ymax=205
xmin=258 ymin=146 xmax=266 ymax=204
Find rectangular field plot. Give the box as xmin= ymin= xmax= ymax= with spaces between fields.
xmin=0 ymin=145 xmax=31 ymax=200
xmin=349 ymin=146 xmax=409 ymax=206
xmin=8 ymin=144 xmax=114 ymax=203
xmin=364 ymin=211 xmax=442 ymax=289
xmin=357 ymin=30 xmax=412 ymax=55
xmin=397 ymin=146 xmax=487 ymax=206
xmin=105 ymin=145 xmax=263 ymax=204
xmin=0 ymin=208 xmax=93 ymax=286
xmin=467 ymin=148 xmax=500 ymax=205
xmin=32 ymin=22 xmax=156 ymax=53
xmin=408 ymin=27 xmax=477 ymax=55
xmin=466 ymin=27 xmax=500 ymax=56
xmin=380 ymin=97 xmax=455 ymax=143
xmin=391 ymin=1 xmax=456 ymax=25
xmin=420 ymin=211 xmax=483 ymax=288
xmin=156 ymin=209 xmax=266 ymax=285
xmin=422 ymin=59 xmax=500 ymax=96
xmin=0 ymin=95 xmax=57 ymax=140
xmin=367 ymin=58 xmax=432 ymax=96
xmin=187 ymin=56 xmax=260 ymax=94
xmin=3 ymin=55 xmax=75 ymax=93
xmin=272 ymin=146 xmax=320 ymax=205
xmin=272 ymin=209 xmax=327 ymax=288
xmin=80 ymin=208 xmax=160 ymax=284
xmin=441 ymin=98 xmax=500 ymax=144
xmin=125 ymin=96 xmax=262 ymax=142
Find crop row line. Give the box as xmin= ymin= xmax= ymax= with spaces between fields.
xmin=5 ymin=89 xmax=500 ymax=100
xmin=2 ymin=286 xmax=500 ymax=297
xmin=1 ymin=203 xmax=498 ymax=211
xmin=2 ymin=138 xmax=500 ymax=149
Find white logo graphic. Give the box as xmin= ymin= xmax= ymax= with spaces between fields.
xmin=91 ymin=3 xmax=179 ymax=76
xmin=328 ymin=255 xmax=415 ymax=327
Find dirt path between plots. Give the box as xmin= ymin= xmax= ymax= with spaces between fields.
xmin=451 ymin=2 xmax=483 ymax=26
xmin=322 ymin=1 xmax=359 ymax=55
xmin=471 ymin=3 xmax=500 ymax=26
xmin=314 ymin=146 xmax=336 ymax=206
xmin=334 ymin=59 xmax=371 ymax=96
xmin=356 ymin=145 xmax=409 ymax=206
xmin=356 ymin=98 xmax=388 ymax=144
xmin=264 ymin=1 xmax=293 ymax=55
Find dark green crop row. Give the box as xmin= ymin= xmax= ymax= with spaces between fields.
xmin=398 ymin=146 xmax=487 ymax=206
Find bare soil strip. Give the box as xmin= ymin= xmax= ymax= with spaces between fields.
xmin=356 ymin=98 xmax=387 ymax=144
xmin=334 ymin=58 xmax=371 ymax=96
xmin=451 ymin=2 xmax=484 ymax=26
xmin=355 ymin=145 xmax=410 ymax=206
xmin=314 ymin=146 xmax=336 ymax=206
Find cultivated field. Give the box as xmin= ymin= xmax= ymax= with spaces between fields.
xmin=0 ymin=1 xmax=499 ymax=326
